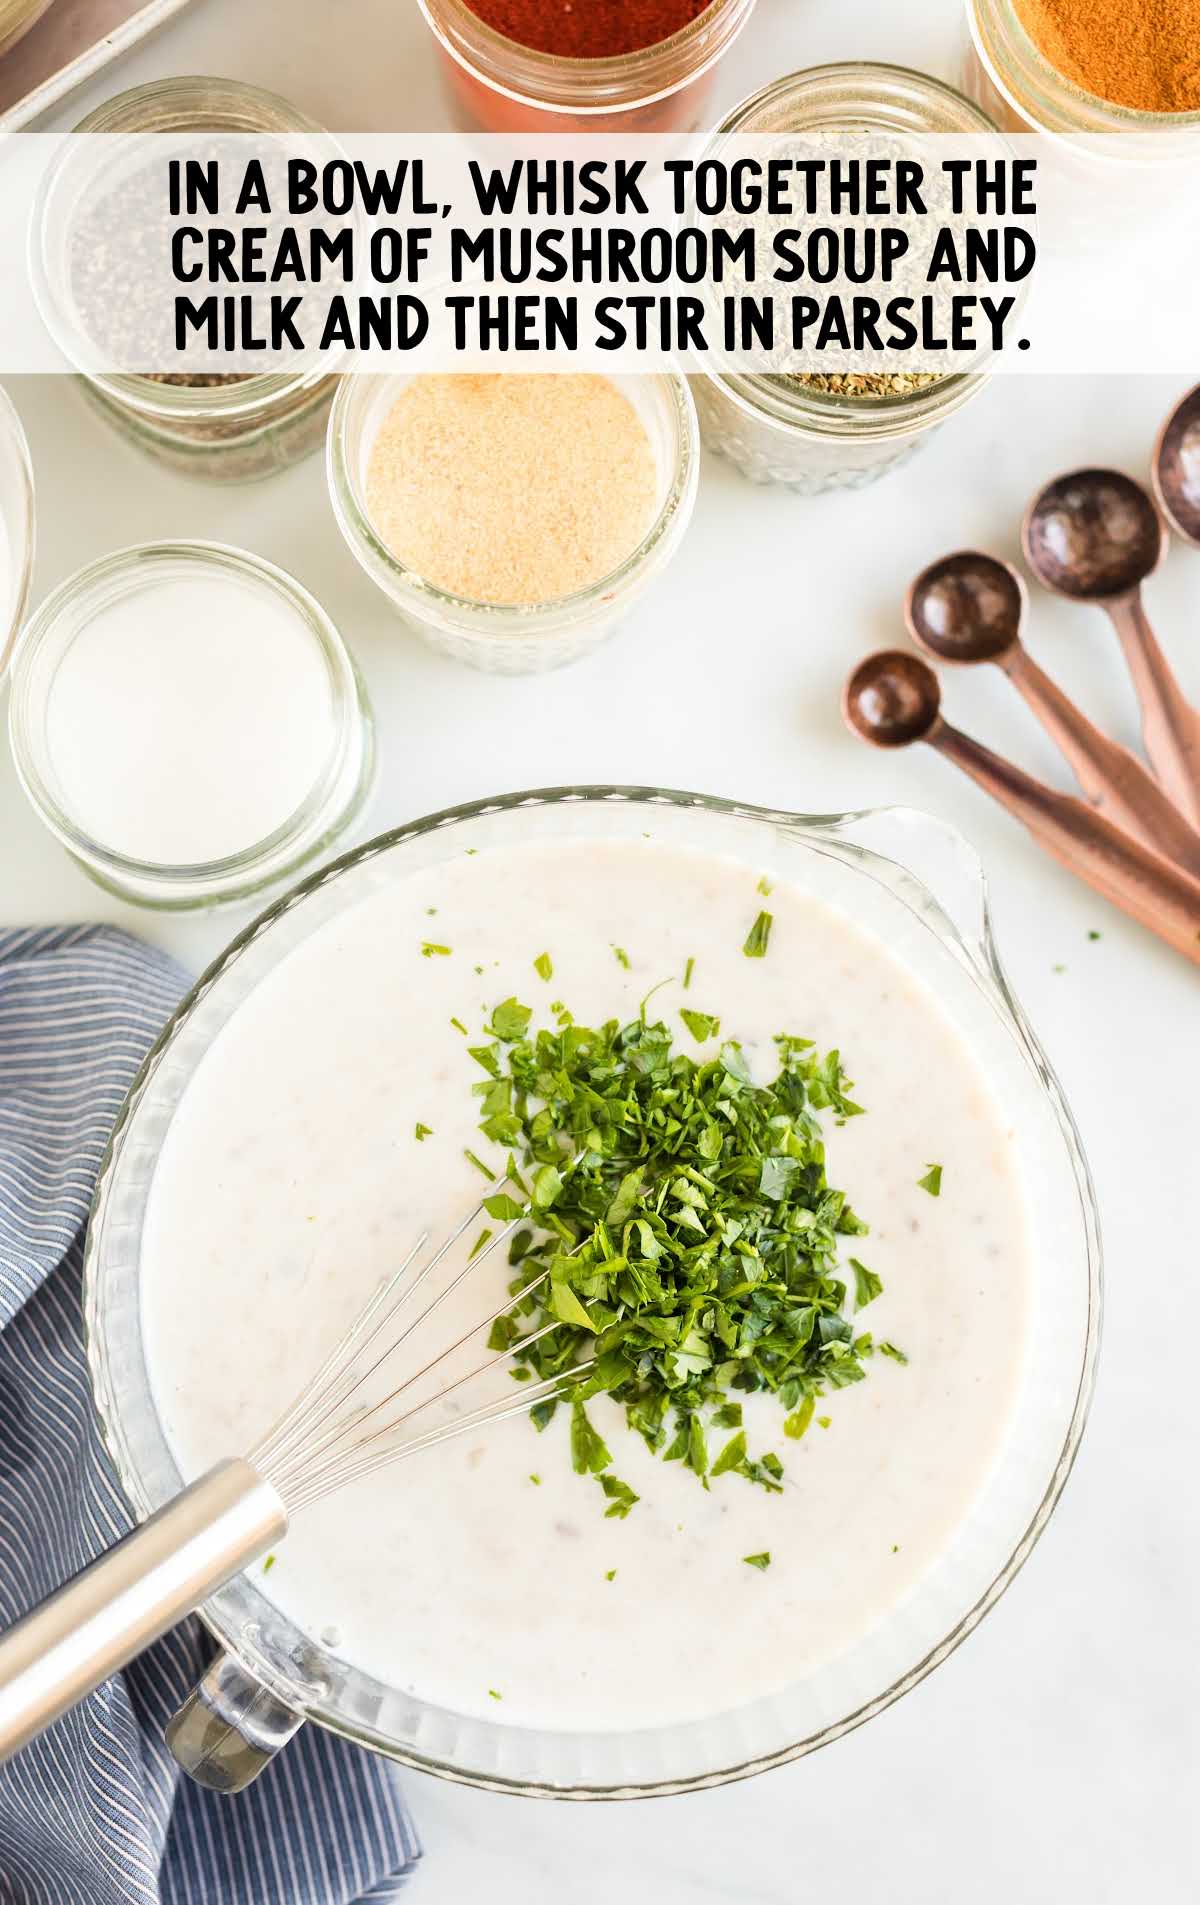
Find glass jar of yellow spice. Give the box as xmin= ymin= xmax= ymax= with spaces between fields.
xmin=692 ymin=65 xmax=998 ymax=495
xmin=962 ymin=0 xmax=1200 ymax=141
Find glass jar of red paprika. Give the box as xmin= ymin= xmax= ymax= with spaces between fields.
xmin=417 ymin=0 xmax=759 ymax=133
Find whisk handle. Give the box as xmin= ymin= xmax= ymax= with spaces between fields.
xmin=0 ymin=1459 xmax=286 ymax=1767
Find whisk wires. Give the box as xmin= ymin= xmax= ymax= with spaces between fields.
xmin=250 ymin=1191 xmax=594 ymax=1516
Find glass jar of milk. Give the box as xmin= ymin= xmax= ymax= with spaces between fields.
xmin=32 ymin=79 xmax=338 ymax=483
xmin=8 ymin=542 xmax=375 ymax=908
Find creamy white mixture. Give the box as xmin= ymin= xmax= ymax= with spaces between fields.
xmin=141 ymin=839 xmax=1031 ymax=1731
xmin=46 ymin=570 xmax=335 ymax=864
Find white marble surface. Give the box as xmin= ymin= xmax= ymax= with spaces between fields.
xmin=3 ymin=0 xmax=1198 ymax=1897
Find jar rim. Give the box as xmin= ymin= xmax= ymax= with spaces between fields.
xmin=68 ymin=74 xmax=329 ymax=134
xmin=700 ymin=365 xmax=987 ymax=439
xmin=714 ymin=59 xmax=1003 ymax=135
xmin=326 ymin=371 xmax=700 ymax=632
xmin=416 ymin=0 xmax=758 ymax=114
xmin=8 ymin=540 xmax=366 ymax=892
xmin=76 ymin=366 xmax=334 ymax=421
xmin=967 ymin=0 xmax=1200 ymax=135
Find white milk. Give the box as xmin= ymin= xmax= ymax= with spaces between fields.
xmin=45 ymin=570 xmax=335 ymax=864
xmin=141 ymin=839 xmax=1032 ymax=1731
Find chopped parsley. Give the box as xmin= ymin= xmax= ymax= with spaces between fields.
xmin=488 ymin=1688 xmax=502 ymax=1701
xmin=784 ymin=1396 xmax=815 ymax=1439
xmin=467 ymin=999 xmax=887 ymax=1515
xmin=262 ymin=1554 xmax=277 ymax=1573
xmin=679 ymin=1008 xmax=720 ymax=1043
xmin=742 ymin=1552 xmax=771 ymax=1571
xmin=917 ymin=1163 xmax=942 ymax=1197
xmin=490 ymin=998 xmax=531 ymax=1041
xmin=421 ymin=942 xmax=451 ymax=958
xmin=879 ymin=1341 xmax=908 ymax=1365
xmin=468 ymin=1227 xmax=494 ymax=1260
xmin=569 ymin=1399 xmax=610 ymax=1472
xmin=598 ymin=1472 xmax=639 ymax=1519
xmin=605 ymin=1569 xmax=617 ymax=1582
xmin=414 ymin=1122 xmax=432 ymax=1142
xmin=711 ymin=1430 xmax=747 ymax=1476
xmin=529 ymin=1473 xmax=541 ymax=1486
xmin=743 ymin=911 xmax=773 ymax=958
xmin=757 ymin=875 xmax=773 ymax=896
xmin=612 ymin=945 xmax=631 ymax=969
xmin=464 ymin=1147 xmax=497 ymax=1181
xmin=534 ymin=952 xmax=554 ymax=982
xmin=683 ymin=956 xmax=695 ymax=989
xmin=1087 ymin=929 xmax=1102 ymax=941
xmin=851 ymin=1258 xmax=883 ymax=1308
xmin=450 ymin=1017 xmax=468 ymax=1035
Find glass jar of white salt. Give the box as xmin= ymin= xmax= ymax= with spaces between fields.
xmin=8 ymin=542 xmax=375 ymax=908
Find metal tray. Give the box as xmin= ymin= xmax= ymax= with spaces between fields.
xmin=0 ymin=0 xmax=196 ymax=129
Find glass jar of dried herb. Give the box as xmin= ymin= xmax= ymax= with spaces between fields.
xmin=33 ymin=79 xmax=339 ymax=484
xmin=693 ymin=65 xmax=999 ymax=495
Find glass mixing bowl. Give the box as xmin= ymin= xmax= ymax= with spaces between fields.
xmin=84 ymin=788 xmax=1100 ymax=1797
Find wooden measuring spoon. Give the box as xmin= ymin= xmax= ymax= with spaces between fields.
xmin=842 ymin=650 xmax=1200 ymax=966
xmin=905 ymin=550 xmax=1200 ymax=876
xmin=1152 ymin=383 xmax=1200 ymax=547
xmin=1023 ymin=469 xmax=1200 ymax=830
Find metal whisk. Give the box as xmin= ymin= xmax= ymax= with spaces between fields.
xmin=0 ymin=1194 xmax=590 ymax=1767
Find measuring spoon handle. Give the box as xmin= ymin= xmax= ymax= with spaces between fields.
xmin=1003 ymin=644 xmax=1200 ymax=877
xmin=1107 ymin=593 xmax=1200 ymax=832
xmin=931 ymin=720 xmax=1200 ymax=966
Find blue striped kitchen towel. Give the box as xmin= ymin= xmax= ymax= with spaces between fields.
xmin=0 ymin=926 xmax=421 ymax=1905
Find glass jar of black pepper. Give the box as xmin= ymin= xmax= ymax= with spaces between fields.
xmin=32 ymin=79 xmax=339 ymax=484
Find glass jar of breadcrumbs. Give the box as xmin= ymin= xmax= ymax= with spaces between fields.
xmin=693 ymin=64 xmax=997 ymax=495
xmin=327 ymin=371 xmax=699 ymax=674
xmin=417 ymin=0 xmax=759 ymax=133
xmin=32 ymin=79 xmax=339 ymax=484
